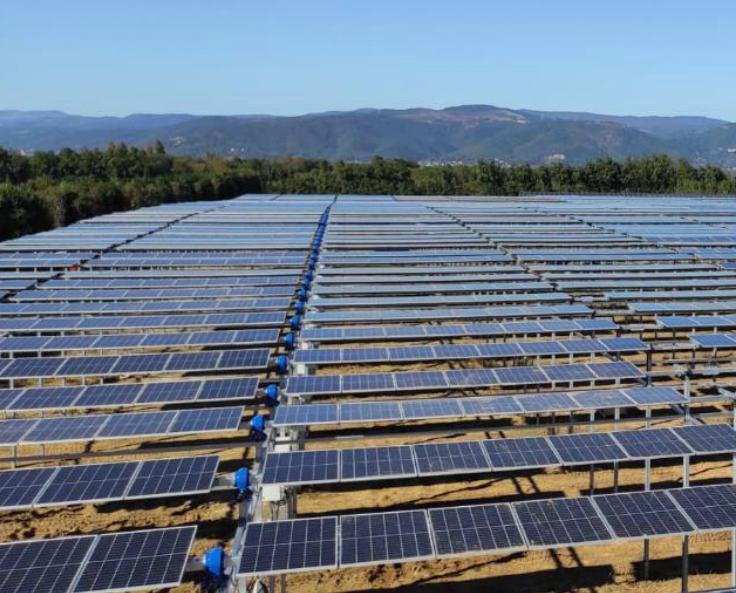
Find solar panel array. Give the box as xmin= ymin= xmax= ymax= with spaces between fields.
xmin=0 ymin=455 xmax=218 ymax=509
xmin=260 ymin=423 xmax=735 ymax=486
xmin=11 ymin=193 xmax=736 ymax=589
xmin=230 ymin=193 xmax=736 ymax=587
xmin=0 ymin=194 xmax=329 ymax=592
xmin=238 ymin=483 xmax=736 ymax=576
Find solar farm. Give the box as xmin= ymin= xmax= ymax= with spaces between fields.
xmin=6 ymin=194 xmax=736 ymax=593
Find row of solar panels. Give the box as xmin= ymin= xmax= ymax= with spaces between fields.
xmin=0 ymin=311 xmax=286 ymax=332
xmin=311 ymin=280 xmax=552 ymax=297
xmin=316 ymin=264 xmax=524 ymax=276
xmin=300 ymin=318 xmax=617 ymax=343
xmin=0 ymin=525 xmax=196 ymax=593
xmin=608 ymin=289 xmax=736 ymax=301
xmin=0 ymin=296 xmax=292 ymax=315
xmin=261 ymin=423 xmax=732 ymax=487
xmin=303 ymin=303 xmax=591 ymax=324
xmin=238 ymin=483 xmax=736 ymax=576
xmin=657 ymin=315 xmax=736 ymax=330
xmin=631 ymin=301 xmax=736 ymax=314
xmin=561 ymin=278 xmax=736 ymax=290
xmin=0 ymin=376 xmax=258 ymax=413
xmin=0 ymin=328 xmax=279 ymax=353
xmin=291 ymin=337 xmax=647 ymax=366
xmin=39 ymin=273 xmax=301 ymax=289
xmin=0 ymin=405 xmax=243 ymax=446
xmin=0 ymin=455 xmax=218 ymax=510
xmin=271 ymin=386 xmax=685 ymax=427
xmin=0 ymin=348 xmax=270 ymax=380
xmin=312 ymin=273 xmax=537 ymax=288
xmin=13 ymin=285 xmax=295 ymax=301
xmin=307 ymin=291 xmax=568 ymax=310
xmin=285 ymin=361 xmax=644 ymax=396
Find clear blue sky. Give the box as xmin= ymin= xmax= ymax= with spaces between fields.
xmin=2 ymin=0 xmax=734 ymax=119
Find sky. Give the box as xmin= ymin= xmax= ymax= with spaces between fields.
xmin=2 ymin=0 xmax=735 ymax=120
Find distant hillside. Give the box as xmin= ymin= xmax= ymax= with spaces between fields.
xmin=1 ymin=105 xmax=735 ymax=166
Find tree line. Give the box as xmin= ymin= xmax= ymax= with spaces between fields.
xmin=1 ymin=143 xmax=735 ymax=241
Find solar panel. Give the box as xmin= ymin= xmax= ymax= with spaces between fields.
xmin=548 ymin=433 xmax=628 ymax=465
xmin=339 ymin=510 xmax=434 ymax=567
xmin=341 ymin=446 xmax=416 ymax=481
xmin=72 ymin=526 xmax=196 ymax=593
xmin=429 ymin=503 xmax=525 ymax=558
xmin=514 ymin=497 xmax=613 ymax=547
xmin=97 ymin=411 xmax=176 ymax=438
xmin=0 ymin=535 xmax=95 ymax=593
xmin=414 ymin=441 xmax=492 ymax=475
xmin=592 ymin=491 xmax=694 ymax=539
xmin=170 ymin=407 xmax=243 ymax=433
xmin=402 ymin=399 xmax=462 ymax=419
xmin=339 ymin=401 xmax=402 ymax=422
xmin=23 ymin=416 xmax=106 ymax=443
xmin=518 ymin=392 xmax=578 ymax=413
xmin=611 ymin=428 xmax=693 ymax=459
xmin=671 ymin=424 xmax=736 ymax=454
xmin=261 ymin=450 xmax=340 ymax=485
xmin=126 ymin=456 xmax=219 ymax=498
xmin=35 ymin=462 xmax=138 ymax=506
xmin=239 ymin=517 xmax=338 ymax=576
xmin=669 ymin=484 xmax=736 ymax=530
xmin=460 ymin=396 xmax=523 ymax=415
xmin=482 ymin=437 xmax=560 ymax=470
xmin=0 ymin=467 xmax=55 ymax=510
xmin=272 ymin=404 xmax=339 ymax=427
xmin=625 ymin=386 xmax=687 ymax=405
xmin=567 ymin=389 xmax=627 ymax=409
xmin=543 ymin=364 xmax=596 ymax=382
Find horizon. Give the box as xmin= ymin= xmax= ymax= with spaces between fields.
xmin=1 ymin=103 xmax=732 ymax=122
xmin=2 ymin=0 xmax=735 ymax=120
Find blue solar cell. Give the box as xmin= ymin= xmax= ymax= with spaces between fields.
xmin=0 ymin=467 xmax=56 ymax=509
xmin=23 ymin=416 xmax=106 ymax=443
xmin=515 ymin=497 xmax=613 ymax=547
xmin=36 ymin=462 xmax=138 ymax=506
xmin=414 ymin=441 xmax=491 ymax=475
xmin=0 ymin=535 xmax=96 ymax=593
xmin=340 ymin=510 xmax=434 ymax=566
xmin=262 ymin=450 xmax=339 ymax=485
xmin=460 ymin=396 xmax=523 ymax=416
xmin=593 ymin=490 xmax=694 ymax=539
xmin=483 ymin=437 xmax=560 ymax=470
xmin=341 ymin=446 xmax=416 ymax=481
xmin=429 ymin=503 xmax=525 ymax=558
xmin=672 ymin=424 xmax=736 ymax=454
xmin=402 ymin=399 xmax=462 ymax=419
xmin=339 ymin=401 xmax=402 ymax=422
xmin=72 ymin=526 xmax=196 ymax=592
xmin=495 ymin=367 xmax=547 ymax=385
xmin=239 ymin=517 xmax=338 ymax=576
xmin=612 ymin=428 xmax=692 ymax=458
xmin=549 ymin=433 xmax=628 ymax=464
xmin=170 ymin=407 xmax=242 ymax=433
xmin=97 ymin=411 xmax=176 ymax=438
xmin=342 ymin=373 xmax=396 ymax=393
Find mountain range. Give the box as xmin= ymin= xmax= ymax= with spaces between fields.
xmin=1 ymin=105 xmax=736 ymax=167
